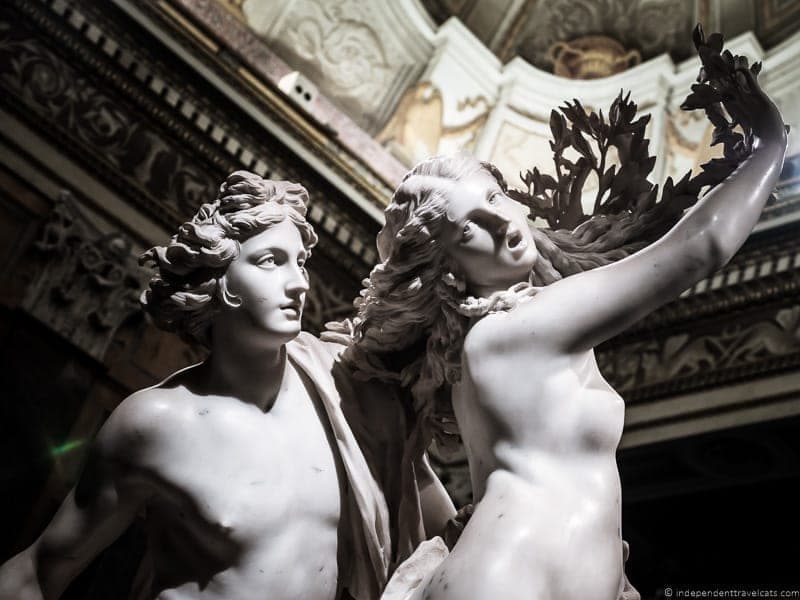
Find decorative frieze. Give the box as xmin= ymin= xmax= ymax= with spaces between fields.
xmin=23 ymin=193 xmax=148 ymax=362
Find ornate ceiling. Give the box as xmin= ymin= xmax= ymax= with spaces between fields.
xmin=422 ymin=0 xmax=800 ymax=70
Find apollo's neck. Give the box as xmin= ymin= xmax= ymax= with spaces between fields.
xmin=204 ymin=327 xmax=290 ymax=412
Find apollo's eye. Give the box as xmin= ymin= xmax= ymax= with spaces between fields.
xmin=257 ymin=255 xmax=276 ymax=267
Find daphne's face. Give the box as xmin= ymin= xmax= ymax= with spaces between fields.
xmin=441 ymin=170 xmax=538 ymax=296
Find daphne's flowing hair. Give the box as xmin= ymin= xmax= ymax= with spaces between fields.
xmin=141 ymin=171 xmax=317 ymax=347
xmin=342 ymin=154 xmax=638 ymax=450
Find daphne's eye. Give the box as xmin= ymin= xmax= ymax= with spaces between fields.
xmin=488 ymin=193 xmax=500 ymax=205
xmin=461 ymin=222 xmax=474 ymax=241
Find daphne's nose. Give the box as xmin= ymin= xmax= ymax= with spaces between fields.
xmin=488 ymin=211 xmax=511 ymax=236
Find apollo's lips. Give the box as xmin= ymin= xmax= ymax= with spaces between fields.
xmin=280 ymin=301 xmax=302 ymax=318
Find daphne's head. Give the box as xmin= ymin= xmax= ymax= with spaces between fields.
xmin=378 ymin=154 xmax=538 ymax=300
xmin=349 ymin=154 xmax=539 ymax=401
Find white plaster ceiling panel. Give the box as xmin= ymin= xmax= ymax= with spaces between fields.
xmin=242 ymin=0 xmax=435 ymax=133
xmin=487 ymin=114 xmax=554 ymax=189
xmin=486 ymin=54 xmax=674 ymax=184
xmin=663 ymin=110 xmax=717 ymax=184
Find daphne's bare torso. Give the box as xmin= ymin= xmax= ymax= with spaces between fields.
xmin=412 ymin=307 xmax=625 ymax=600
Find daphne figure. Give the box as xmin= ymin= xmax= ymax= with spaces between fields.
xmin=344 ymin=32 xmax=788 ymax=600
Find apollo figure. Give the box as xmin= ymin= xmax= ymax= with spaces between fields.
xmin=0 ymin=171 xmax=399 ymax=600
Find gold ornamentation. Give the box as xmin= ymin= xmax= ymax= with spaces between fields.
xmin=215 ymin=0 xmax=246 ymax=22
xmin=546 ymin=35 xmax=641 ymax=79
xmin=378 ymin=81 xmax=491 ymax=165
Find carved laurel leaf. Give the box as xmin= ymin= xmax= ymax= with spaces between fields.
xmin=511 ymin=24 xmax=768 ymax=256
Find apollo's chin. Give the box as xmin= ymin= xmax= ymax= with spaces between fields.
xmin=255 ymin=311 xmax=304 ymax=341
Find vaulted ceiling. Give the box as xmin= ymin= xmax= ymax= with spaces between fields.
xmin=421 ymin=0 xmax=800 ymax=70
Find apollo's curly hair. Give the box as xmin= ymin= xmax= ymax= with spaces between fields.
xmin=140 ymin=171 xmax=317 ymax=347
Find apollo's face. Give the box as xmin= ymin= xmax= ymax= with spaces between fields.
xmin=440 ymin=170 xmax=538 ymax=295
xmin=222 ymin=219 xmax=309 ymax=341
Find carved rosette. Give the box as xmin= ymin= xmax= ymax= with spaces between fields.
xmin=23 ymin=193 xmax=148 ymax=362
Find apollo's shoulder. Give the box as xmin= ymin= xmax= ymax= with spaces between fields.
xmin=95 ymin=387 xmax=189 ymax=458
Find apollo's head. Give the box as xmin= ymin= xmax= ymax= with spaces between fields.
xmin=140 ymin=171 xmax=317 ymax=347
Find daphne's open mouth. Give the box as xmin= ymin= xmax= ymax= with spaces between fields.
xmin=507 ymin=230 xmax=524 ymax=250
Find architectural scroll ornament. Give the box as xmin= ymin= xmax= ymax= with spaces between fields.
xmin=22 ymin=192 xmax=148 ymax=362
xmin=0 ymin=21 xmax=217 ymax=224
xmin=255 ymin=0 xmax=393 ymax=115
xmin=243 ymin=0 xmax=432 ymax=131
xmin=377 ymin=82 xmax=492 ymax=165
xmin=597 ymin=305 xmax=800 ymax=394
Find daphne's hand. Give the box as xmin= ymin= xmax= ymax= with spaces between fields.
xmin=681 ymin=25 xmax=788 ymax=147
xmin=725 ymin=67 xmax=786 ymax=144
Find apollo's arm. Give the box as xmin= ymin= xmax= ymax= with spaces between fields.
xmin=0 ymin=398 xmax=154 ymax=600
xmin=517 ymin=71 xmax=787 ymax=354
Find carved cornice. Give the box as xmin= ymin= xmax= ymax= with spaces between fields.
xmin=595 ymin=224 xmax=800 ymax=403
xmin=0 ymin=0 xmax=380 ymax=281
xmin=0 ymin=2 xmax=218 ymax=232
xmin=147 ymin=0 xmax=404 ymax=201
xmin=598 ymin=301 xmax=800 ymax=403
xmin=615 ymin=225 xmax=800 ymax=339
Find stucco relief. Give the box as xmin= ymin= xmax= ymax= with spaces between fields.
xmin=489 ymin=119 xmax=555 ymax=189
xmin=377 ymin=81 xmax=492 ymax=166
xmin=516 ymin=0 xmax=694 ymax=71
xmin=22 ymin=193 xmax=148 ymax=362
xmin=289 ymin=4 xmax=390 ymax=104
xmin=597 ymin=305 xmax=800 ymax=394
xmin=663 ymin=109 xmax=719 ymax=183
xmin=242 ymin=0 xmax=433 ymax=132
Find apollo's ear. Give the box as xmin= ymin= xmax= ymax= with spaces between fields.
xmin=217 ymin=275 xmax=242 ymax=309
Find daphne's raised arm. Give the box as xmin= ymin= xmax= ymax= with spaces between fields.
xmin=507 ymin=45 xmax=787 ymax=355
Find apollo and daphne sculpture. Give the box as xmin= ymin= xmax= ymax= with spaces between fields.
xmin=330 ymin=26 xmax=788 ymax=600
xmin=0 ymin=25 xmax=787 ymax=600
